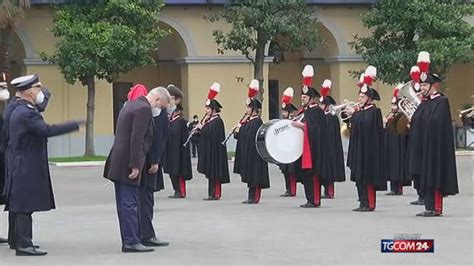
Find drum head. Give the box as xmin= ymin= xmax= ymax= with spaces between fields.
xmin=256 ymin=119 xmax=304 ymax=164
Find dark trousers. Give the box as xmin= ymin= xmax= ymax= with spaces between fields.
xmin=170 ymin=175 xmax=186 ymax=197
xmin=208 ymin=178 xmax=221 ymax=199
xmin=423 ymin=188 xmax=443 ymax=214
xmin=191 ymin=141 xmax=198 ymax=157
xmin=356 ymin=183 xmax=376 ymax=209
xmin=248 ymin=185 xmax=262 ymax=203
xmin=114 ymin=182 xmax=140 ymax=246
xmin=138 ymin=186 xmax=155 ymax=241
xmin=284 ymin=173 xmax=297 ymax=196
xmin=8 ymin=211 xmax=16 ymax=247
xmin=303 ymin=175 xmax=321 ymax=206
xmin=416 ymin=188 xmax=424 ymax=201
xmin=390 ymin=181 xmax=403 ymax=194
xmin=15 ymin=212 xmax=33 ymax=249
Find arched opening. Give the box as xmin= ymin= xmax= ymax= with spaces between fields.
xmin=267 ymin=23 xmax=340 ymax=119
xmin=112 ymin=22 xmax=188 ymax=128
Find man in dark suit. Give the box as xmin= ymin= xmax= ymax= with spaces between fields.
xmin=5 ymin=74 xmax=83 ymax=256
xmin=104 ymin=87 xmax=170 ymax=253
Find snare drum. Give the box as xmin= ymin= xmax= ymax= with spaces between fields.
xmin=255 ymin=119 xmax=304 ymax=164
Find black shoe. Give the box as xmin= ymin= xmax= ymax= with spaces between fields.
xmin=280 ymin=192 xmax=292 ymax=197
xmin=300 ymin=202 xmax=317 ymax=208
xmin=359 ymin=207 xmax=373 ymax=212
xmin=0 ymin=237 xmax=7 ymax=244
xmin=242 ymin=199 xmax=252 ymax=204
xmin=416 ymin=210 xmax=441 ymax=217
xmin=352 ymin=207 xmax=361 ymax=211
xmin=322 ymin=194 xmax=334 ymax=199
xmin=10 ymin=244 xmax=40 ymax=250
xmin=16 ymin=247 xmax=48 ymax=256
xmin=142 ymin=237 xmax=169 ymax=247
xmin=203 ymin=197 xmax=217 ymax=201
xmin=168 ymin=194 xmax=181 ymax=199
xmin=410 ymin=199 xmax=424 ymax=205
xmin=386 ymin=191 xmax=397 ymax=196
xmin=122 ymin=244 xmax=154 ymax=253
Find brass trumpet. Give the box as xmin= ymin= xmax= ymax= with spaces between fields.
xmin=459 ymin=106 xmax=474 ymax=118
xmin=183 ymin=113 xmax=209 ymax=147
xmin=326 ymin=100 xmax=362 ymax=122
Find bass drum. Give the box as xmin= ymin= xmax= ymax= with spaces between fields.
xmin=255 ymin=119 xmax=304 ymax=164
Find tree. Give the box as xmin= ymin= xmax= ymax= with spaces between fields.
xmin=41 ymin=0 xmax=167 ymax=156
xmin=205 ymin=0 xmax=322 ymax=100
xmin=350 ymin=0 xmax=474 ymax=85
xmin=0 ymin=0 xmax=30 ymax=77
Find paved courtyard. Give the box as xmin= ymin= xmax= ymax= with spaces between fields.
xmin=0 ymin=155 xmax=473 ymax=265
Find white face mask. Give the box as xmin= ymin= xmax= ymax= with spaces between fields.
xmin=152 ymin=107 xmax=162 ymax=117
xmin=0 ymin=89 xmax=10 ymax=101
xmin=167 ymin=104 xmax=176 ymax=114
xmin=35 ymin=90 xmax=45 ymax=104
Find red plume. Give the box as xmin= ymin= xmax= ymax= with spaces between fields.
xmin=281 ymin=87 xmax=294 ymax=106
xmin=410 ymin=66 xmax=420 ymax=82
xmin=208 ymin=82 xmax=220 ymax=100
xmin=417 ymin=51 xmax=430 ymax=73
xmin=363 ymin=66 xmax=377 ymax=86
xmin=302 ymin=65 xmax=314 ymax=87
xmin=247 ymin=79 xmax=259 ymax=98
xmin=320 ymin=79 xmax=331 ymax=97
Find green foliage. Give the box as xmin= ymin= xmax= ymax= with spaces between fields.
xmin=205 ymin=0 xmax=322 ymax=62
xmin=41 ymin=0 xmax=167 ymax=85
xmin=350 ymin=0 xmax=474 ymax=85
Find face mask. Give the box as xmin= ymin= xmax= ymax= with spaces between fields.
xmin=167 ymin=104 xmax=176 ymax=114
xmin=0 ymin=89 xmax=10 ymax=101
xmin=152 ymin=107 xmax=162 ymax=117
xmin=35 ymin=90 xmax=45 ymax=104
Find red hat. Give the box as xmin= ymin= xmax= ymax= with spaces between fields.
xmin=417 ymin=51 xmax=430 ymax=73
xmin=127 ymin=84 xmax=148 ymax=101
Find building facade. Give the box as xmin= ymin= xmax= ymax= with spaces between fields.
xmin=8 ymin=0 xmax=473 ymax=156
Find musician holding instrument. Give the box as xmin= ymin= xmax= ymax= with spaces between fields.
xmin=233 ymin=95 xmax=270 ymax=204
xmin=346 ymin=66 xmax=386 ymax=212
xmin=407 ymin=67 xmax=458 ymax=217
xmin=291 ymin=65 xmax=329 ymax=208
xmin=163 ymin=104 xmax=193 ymax=199
xmin=279 ymin=87 xmax=299 ymax=197
xmin=319 ymin=79 xmax=346 ymax=199
xmin=197 ymin=83 xmax=230 ymax=200
xmin=383 ymin=85 xmax=411 ymax=196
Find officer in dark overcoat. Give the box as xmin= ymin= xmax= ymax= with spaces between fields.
xmin=5 ymin=74 xmax=82 ymax=256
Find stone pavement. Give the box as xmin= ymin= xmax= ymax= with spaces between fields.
xmin=0 ymin=155 xmax=472 ymax=265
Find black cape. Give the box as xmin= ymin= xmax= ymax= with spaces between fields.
xmin=383 ymin=113 xmax=410 ymax=184
xmin=233 ymin=117 xmax=270 ymax=189
xmin=197 ymin=115 xmax=230 ymax=183
xmin=163 ymin=115 xmax=193 ymax=180
xmin=303 ymin=106 xmax=329 ymax=182
xmin=409 ymin=94 xmax=458 ymax=195
xmin=325 ymin=114 xmax=346 ymax=183
xmin=0 ymin=116 xmax=5 ymax=205
xmin=347 ymin=106 xmax=386 ymax=190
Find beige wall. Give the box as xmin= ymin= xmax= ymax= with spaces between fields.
xmin=7 ymin=5 xmax=472 ymax=155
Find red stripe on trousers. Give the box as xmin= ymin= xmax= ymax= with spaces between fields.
xmin=313 ymin=176 xmax=321 ymax=206
xmin=434 ymin=190 xmax=443 ymax=215
xmin=327 ymin=183 xmax=334 ymax=198
xmin=302 ymin=122 xmax=313 ymax=169
xmin=214 ymin=180 xmax=221 ymax=199
xmin=179 ymin=177 xmax=186 ymax=197
xmin=254 ymin=186 xmax=262 ymax=203
xmin=367 ymin=184 xmax=376 ymax=210
xmin=289 ymin=174 xmax=297 ymax=196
